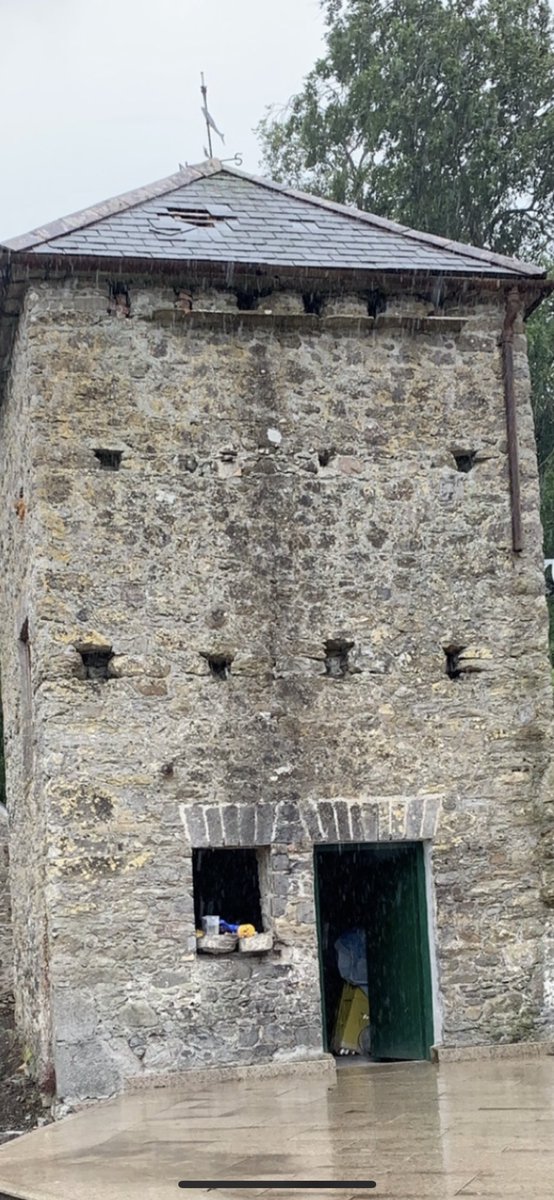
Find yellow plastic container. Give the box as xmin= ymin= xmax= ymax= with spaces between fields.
xmin=332 ymin=982 xmax=370 ymax=1054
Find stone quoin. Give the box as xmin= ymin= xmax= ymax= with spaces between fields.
xmin=0 ymin=160 xmax=552 ymax=1104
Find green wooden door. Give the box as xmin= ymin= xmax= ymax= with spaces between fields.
xmin=368 ymin=844 xmax=434 ymax=1061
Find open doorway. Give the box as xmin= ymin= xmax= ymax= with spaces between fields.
xmin=314 ymin=842 xmax=434 ymax=1062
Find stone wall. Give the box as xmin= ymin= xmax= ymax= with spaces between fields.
xmin=0 ymin=806 xmax=12 ymax=994
xmin=0 ymin=276 xmax=551 ymax=1101
xmin=0 ymin=303 xmax=51 ymax=1085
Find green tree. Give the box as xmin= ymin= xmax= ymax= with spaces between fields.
xmin=258 ymin=0 xmax=554 ymax=257
xmin=528 ymin=290 xmax=554 ymax=658
xmin=528 ymin=293 xmax=554 ymax=552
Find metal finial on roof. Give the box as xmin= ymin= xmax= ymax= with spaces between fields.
xmin=200 ymin=72 xmax=225 ymax=160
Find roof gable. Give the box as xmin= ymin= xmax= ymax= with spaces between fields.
xmin=2 ymin=160 xmax=545 ymax=279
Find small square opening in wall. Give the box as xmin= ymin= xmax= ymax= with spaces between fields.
xmin=453 ymin=451 xmax=476 ymax=473
xmin=235 ymin=289 xmax=259 ymax=311
xmin=324 ymin=638 xmax=354 ymax=678
xmin=444 ymin=644 xmax=465 ymax=680
xmin=79 ymin=647 xmax=114 ymax=681
xmin=192 ymin=847 xmax=265 ymax=933
xmin=303 ymin=291 xmax=325 ymax=316
xmin=94 ymin=449 xmax=123 ymax=470
xmin=202 ymin=652 xmax=233 ymax=680
xmin=108 ymin=282 xmax=131 ymax=317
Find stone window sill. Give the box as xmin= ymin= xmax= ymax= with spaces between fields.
xmin=196 ymin=932 xmax=274 ymax=957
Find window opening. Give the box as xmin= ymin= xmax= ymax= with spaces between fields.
xmin=235 ymin=289 xmax=259 ymax=311
xmin=324 ymin=638 xmax=354 ymax=678
xmin=79 ymin=647 xmax=114 ymax=681
xmin=303 ymin=292 xmax=325 ymax=316
xmin=444 ymin=644 xmax=465 ymax=680
xmin=108 ymin=283 xmax=131 ymax=318
xmin=453 ymin=451 xmax=476 ymax=473
xmin=366 ymin=290 xmax=387 ymax=318
xmin=94 ymin=449 xmax=122 ymax=470
xmin=203 ymin=653 xmax=233 ymax=680
xmin=192 ymin=848 xmax=264 ymax=932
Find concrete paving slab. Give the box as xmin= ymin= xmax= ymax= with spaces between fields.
xmin=0 ymin=1059 xmax=552 ymax=1200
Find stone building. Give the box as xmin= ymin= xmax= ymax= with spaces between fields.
xmin=0 ymin=807 xmax=12 ymax=997
xmin=0 ymin=160 xmax=552 ymax=1104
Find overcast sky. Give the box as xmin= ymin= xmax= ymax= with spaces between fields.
xmin=0 ymin=0 xmax=324 ymax=241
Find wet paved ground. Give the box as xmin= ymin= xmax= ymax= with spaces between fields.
xmin=0 ymin=1058 xmax=552 ymax=1199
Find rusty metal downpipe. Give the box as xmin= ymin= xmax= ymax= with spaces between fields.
xmin=501 ymin=287 xmax=523 ymax=553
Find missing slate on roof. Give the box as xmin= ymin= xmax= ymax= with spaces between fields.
xmin=161 ymin=208 xmax=235 ymax=228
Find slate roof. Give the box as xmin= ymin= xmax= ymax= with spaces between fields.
xmin=2 ymin=160 xmax=545 ymax=279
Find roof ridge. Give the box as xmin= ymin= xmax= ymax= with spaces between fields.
xmin=216 ymin=165 xmax=542 ymax=278
xmin=2 ymin=160 xmax=223 ymax=252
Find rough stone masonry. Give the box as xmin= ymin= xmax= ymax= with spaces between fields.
xmin=0 ymin=808 xmax=12 ymax=997
xmin=0 ymin=162 xmax=552 ymax=1104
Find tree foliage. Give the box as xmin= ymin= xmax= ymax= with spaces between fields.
xmin=258 ymin=0 xmax=554 ymax=258
xmin=528 ymin=294 xmax=554 ymax=547
xmin=527 ymin=288 xmax=554 ymax=658
xmin=528 ymin=282 xmax=554 ymax=664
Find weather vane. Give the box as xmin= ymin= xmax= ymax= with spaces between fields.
xmin=179 ymin=75 xmax=242 ymax=170
xmin=200 ymin=72 xmax=225 ymax=160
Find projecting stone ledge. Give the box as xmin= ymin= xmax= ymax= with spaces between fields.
xmin=196 ymin=933 xmax=237 ymax=955
xmin=148 ymin=310 xmax=466 ymax=336
xmin=238 ymin=932 xmax=273 ymax=954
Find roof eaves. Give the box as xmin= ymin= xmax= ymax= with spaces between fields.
xmin=7 ymin=247 xmax=548 ymax=289
xmin=218 ymin=165 xmax=546 ymax=279
xmin=394 ymin=227 xmax=545 ymax=278
xmin=2 ymin=159 xmax=224 ymax=253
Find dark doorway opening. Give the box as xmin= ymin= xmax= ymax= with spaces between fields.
xmin=314 ymin=842 xmax=434 ymax=1062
